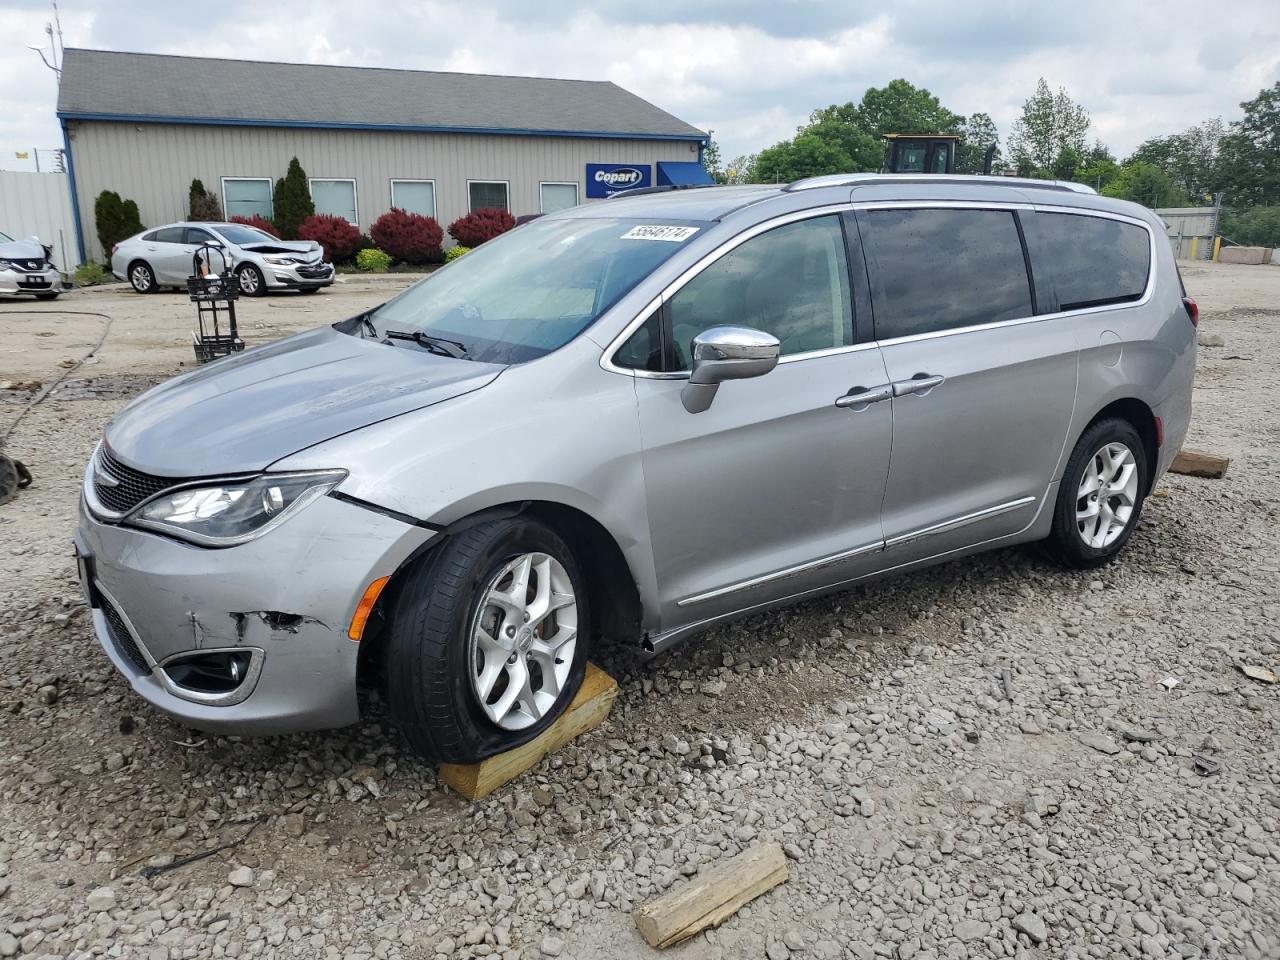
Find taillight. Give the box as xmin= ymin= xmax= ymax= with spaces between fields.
xmin=1183 ymin=296 xmax=1199 ymax=327
xmin=111 ymin=243 xmax=119 ymax=256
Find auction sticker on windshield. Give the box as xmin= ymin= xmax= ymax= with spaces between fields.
xmin=620 ymin=225 xmax=700 ymax=242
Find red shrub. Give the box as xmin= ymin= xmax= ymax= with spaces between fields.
xmin=448 ymin=208 xmax=516 ymax=248
xmin=370 ymin=208 xmax=444 ymax=264
xmin=228 ymin=214 xmax=278 ymax=237
xmin=297 ymin=214 xmax=362 ymax=263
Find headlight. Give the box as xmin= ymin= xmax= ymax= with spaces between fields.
xmin=263 ymin=255 xmax=303 ymax=265
xmin=129 ymin=470 xmax=346 ymax=546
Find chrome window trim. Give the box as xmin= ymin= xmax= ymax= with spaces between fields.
xmin=677 ymin=539 xmax=883 ymax=607
xmin=600 ymin=199 xmax=1157 ymax=377
xmin=600 ymin=203 xmax=854 ymax=378
xmin=859 ymin=201 xmax=1157 ymax=348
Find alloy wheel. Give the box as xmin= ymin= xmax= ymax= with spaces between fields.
xmin=238 ymin=266 xmax=261 ymax=295
xmin=1076 ymin=441 xmax=1138 ymax=549
xmin=468 ymin=552 xmax=578 ymax=731
xmin=130 ymin=264 xmax=152 ymax=292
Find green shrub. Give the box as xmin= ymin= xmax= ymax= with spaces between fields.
xmin=273 ymin=157 xmax=314 ymax=239
xmin=445 ymin=245 xmax=471 ymax=262
xmin=72 ymin=262 xmax=107 ymax=286
xmin=1219 ymin=206 xmax=1280 ymax=248
xmin=356 ymin=248 xmax=393 ymax=272
xmin=93 ymin=190 xmax=145 ymax=259
xmin=187 ymin=179 xmax=222 ymax=220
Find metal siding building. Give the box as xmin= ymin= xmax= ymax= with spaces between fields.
xmin=56 ymin=49 xmax=709 ymax=263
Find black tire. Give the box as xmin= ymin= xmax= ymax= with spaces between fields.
xmin=386 ymin=516 xmax=590 ymax=763
xmin=1047 ymin=417 xmax=1149 ymax=568
xmin=236 ymin=263 xmax=266 ymax=297
xmin=35 ymin=292 xmax=59 ymax=301
xmin=128 ymin=260 xmax=156 ymax=294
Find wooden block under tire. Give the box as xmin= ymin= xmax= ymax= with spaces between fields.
xmin=1169 ymin=449 xmax=1230 ymax=479
xmin=437 ymin=663 xmax=618 ymax=800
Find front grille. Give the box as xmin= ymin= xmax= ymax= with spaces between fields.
xmin=3 ymin=258 xmax=47 ymax=273
xmin=297 ymin=263 xmax=330 ymax=279
xmin=93 ymin=445 xmax=194 ymax=515
xmin=101 ymin=596 xmax=151 ymax=675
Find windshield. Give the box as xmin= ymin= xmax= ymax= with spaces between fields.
xmin=367 ymin=217 xmax=706 ymax=364
xmin=214 ymin=224 xmax=278 ymax=245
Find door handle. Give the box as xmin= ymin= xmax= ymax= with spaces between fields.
xmin=892 ymin=374 xmax=945 ymax=397
xmin=835 ymin=384 xmax=893 ymax=410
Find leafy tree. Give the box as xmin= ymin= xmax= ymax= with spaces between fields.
xmin=1219 ymin=206 xmax=1280 ymax=246
xmin=187 ymin=178 xmax=222 ymax=221
xmin=804 ymin=103 xmax=885 ymax=170
xmin=1007 ymin=79 xmax=1090 ymax=173
xmin=957 ymin=113 xmax=1000 ymax=174
xmin=1215 ymin=82 xmax=1280 ymax=206
xmin=1127 ymin=118 xmax=1224 ymax=198
xmin=93 ymin=189 xmax=144 ymax=260
xmin=703 ymin=135 xmax=725 ymax=183
xmin=753 ymin=131 xmax=852 ymax=183
xmin=722 ymin=154 xmax=757 ymax=184
xmin=1101 ymin=162 xmax=1187 ymax=208
xmin=273 ymin=158 xmax=314 ymax=240
xmin=849 ymin=79 xmax=963 ymax=138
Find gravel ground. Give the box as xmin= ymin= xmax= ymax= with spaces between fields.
xmin=0 ymin=263 xmax=1276 ymax=960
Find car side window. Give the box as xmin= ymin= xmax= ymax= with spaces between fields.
xmin=152 ymin=227 xmax=186 ymax=244
xmin=185 ymin=228 xmax=216 ymax=245
xmin=1031 ymin=212 xmax=1150 ymax=311
xmin=665 ymin=215 xmax=853 ymax=372
xmin=860 ymin=208 xmax=1033 ymax=340
xmin=613 ymin=311 xmax=665 ymax=372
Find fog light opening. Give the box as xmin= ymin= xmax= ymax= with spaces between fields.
xmin=162 ymin=651 xmax=253 ymax=695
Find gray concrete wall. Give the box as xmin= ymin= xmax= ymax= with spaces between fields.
xmin=65 ymin=120 xmax=703 ymax=260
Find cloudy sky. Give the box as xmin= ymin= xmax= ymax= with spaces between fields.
xmin=2 ymin=0 xmax=1277 ymax=171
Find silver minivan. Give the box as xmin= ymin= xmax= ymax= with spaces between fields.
xmin=76 ymin=175 xmax=1196 ymax=762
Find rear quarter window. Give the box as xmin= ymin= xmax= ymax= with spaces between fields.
xmin=1031 ymin=212 xmax=1151 ymax=312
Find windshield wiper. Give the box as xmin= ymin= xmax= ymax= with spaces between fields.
xmin=382 ymin=328 xmax=469 ymax=359
xmin=358 ymin=314 xmax=378 ymax=339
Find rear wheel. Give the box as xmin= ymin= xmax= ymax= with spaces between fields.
xmin=236 ymin=263 xmax=266 ymax=296
xmin=128 ymin=261 xmax=155 ymax=294
xmin=1047 ymin=417 xmax=1148 ymax=568
xmin=386 ymin=516 xmax=589 ymax=762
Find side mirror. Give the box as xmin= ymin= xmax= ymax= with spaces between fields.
xmin=681 ymin=326 xmax=780 ymax=413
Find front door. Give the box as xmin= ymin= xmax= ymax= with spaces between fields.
xmin=148 ymin=226 xmax=193 ymax=283
xmin=619 ymin=213 xmax=893 ymax=628
xmin=856 ymin=205 xmax=1078 ymax=563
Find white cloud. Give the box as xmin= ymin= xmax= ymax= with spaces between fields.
xmin=0 ymin=0 xmax=1275 ymax=171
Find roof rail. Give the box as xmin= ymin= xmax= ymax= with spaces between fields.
xmin=783 ymin=173 xmax=1097 ymax=195
xmin=605 ymin=184 xmax=719 ymax=200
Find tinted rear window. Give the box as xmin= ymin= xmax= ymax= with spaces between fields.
xmin=1034 ymin=212 xmax=1150 ymax=311
xmin=860 ymin=208 xmax=1033 ymax=340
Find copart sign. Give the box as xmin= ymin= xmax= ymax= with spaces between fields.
xmin=585 ymin=163 xmax=653 ymax=198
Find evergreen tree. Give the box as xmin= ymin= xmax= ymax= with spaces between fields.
xmin=187 ymin=179 xmax=222 ymax=221
xmin=273 ymin=158 xmax=314 ymax=239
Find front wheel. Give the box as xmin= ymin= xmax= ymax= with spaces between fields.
xmin=1047 ymin=417 xmax=1149 ymax=568
xmin=386 ymin=516 xmax=589 ymax=762
xmin=236 ymin=263 xmax=266 ymax=297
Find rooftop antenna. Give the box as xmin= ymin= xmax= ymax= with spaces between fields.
xmin=28 ymin=1 xmax=63 ymax=81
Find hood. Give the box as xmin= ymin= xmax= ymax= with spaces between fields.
xmin=105 ymin=326 xmax=503 ymax=476
xmin=0 ymin=237 xmax=47 ymax=260
xmin=239 ymin=240 xmax=322 ymax=258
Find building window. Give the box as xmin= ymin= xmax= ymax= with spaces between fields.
xmin=221 ymin=178 xmax=272 ymax=220
xmin=468 ymin=180 xmax=509 ymax=213
xmin=310 ymin=179 xmax=358 ymax=224
xmin=390 ymin=180 xmax=437 ymax=219
xmin=540 ymin=182 xmax=579 ymax=213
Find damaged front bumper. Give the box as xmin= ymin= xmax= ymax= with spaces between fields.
xmin=75 ymin=491 xmax=435 ymax=735
xmin=0 ymin=265 xmax=62 ymax=297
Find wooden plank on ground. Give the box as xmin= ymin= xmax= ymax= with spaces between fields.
xmin=633 ymin=842 xmax=790 ymax=949
xmin=437 ymin=663 xmax=618 ymax=800
xmin=1170 ymin=449 xmax=1230 ymax=479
